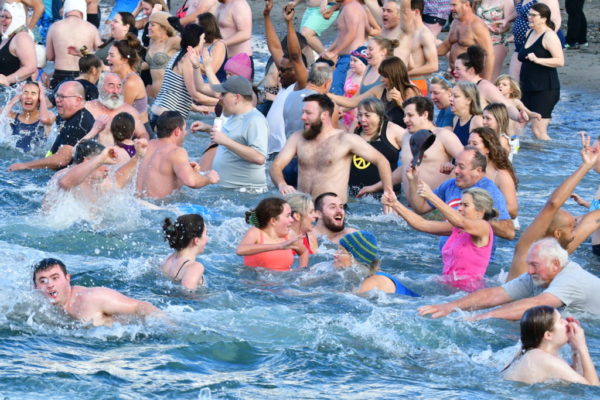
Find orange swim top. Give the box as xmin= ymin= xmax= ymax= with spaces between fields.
xmin=243 ymin=231 xmax=295 ymax=271
xmin=411 ymin=79 xmax=428 ymax=96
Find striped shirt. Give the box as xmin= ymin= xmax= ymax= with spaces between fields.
xmin=153 ymin=52 xmax=193 ymax=119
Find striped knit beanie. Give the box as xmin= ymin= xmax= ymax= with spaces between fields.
xmin=339 ymin=230 xmax=379 ymax=265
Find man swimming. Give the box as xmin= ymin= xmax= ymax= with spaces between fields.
xmin=33 ymin=258 xmax=160 ymax=326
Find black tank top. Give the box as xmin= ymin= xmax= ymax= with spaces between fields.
xmin=349 ymin=120 xmax=400 ymax=189
xmin=0 ymin=35 xmax=21 ymax=77
xmin=518 ymin=31 xmax=560 ymax=91
xmin=381 ymin=89 xmax=407 ymax=128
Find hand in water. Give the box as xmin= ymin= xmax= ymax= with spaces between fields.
xmin=356 ymin=184 xmax=377 ymax=198
xmin=7 ymin=162 xmax=27 ymax=172
xmin=418 ymin=303 xmax=455 ymax=318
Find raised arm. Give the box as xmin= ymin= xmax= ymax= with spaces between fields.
xmin=114 ymin=139 xmax=148 ymax=188
xmin=284 ymin=5 xmax=308 ymax=88
xmin=58 ymin=147 xmax=119 ymax=189
xmin=383 ymin=195 xmax=453 ymax=235
xmin=507 ymin=140 xmax=599 ymax=280
xmin=263 ymin=0 xmax=285 ymax=65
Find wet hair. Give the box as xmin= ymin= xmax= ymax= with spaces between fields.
xmin=354 ymin=97 xmax=385 ymax=137
xmin=110 ymin=112 xmax=135 ymax=142
xmin=307 ymin=62 xmax=333 ymax=86
xmin=531 ymin=3 xmax=555 ymax=30
xmin=245 ymin=197 xmax=287 ymax=229
xmin=112 ymin=33 xmax=142 ymax=69
xmin=495 ymin=74 xmax=522 ymax=99
xmin=370 ymin=36 xmax=399 ymax=58
xmin=455 ymin=81 xmax=482 ymax=116
xmin=483 ymin=103 xmax=510 ymax=136
xmin=457 ymin=46 xmax=486 ymax=75
xmin=79 ymin=54 xmax=103 ymax=73
xmin=197 ymin=12 xmax=221 ymax=43
xmin=470 ymin=126 xmax=517 ymax=187
xmin=410 ymin=0 xmax=424 ymax=14
xmin=463 ymin=188 xmax=498 ymax=220
xmin=303 ymin=93 xmax=334 ymax=117
xmin=142 ymin=0 xmax=169 ymax=12
xmin=463 ymin=145 xmax=487 ymax=172
xmin=402 ymin=96 xmax=434 ymax=121
xmin=32 ymin=258 xmax=68 ymax=284
xmin=284 ymin=192 xmax=314 ymax=218
xmin=73 ymin=140 xmax=105 ymax=164
xmin=156 ymin=111 xmax=185 ymax=138
xmin=429 ymin=72 xmax=455 ymax=90
xmin=503 ymin=305 xmax=556 ymax=371
xmin=163 ymin=214 xmax=205 ymax=250
xmin=379 ymin=57 xmax=418 ymax=99
xmin=172 ymin=24 xmax=204 ymax=69
xmin=314 ymin=192 xmax=338 ymax=212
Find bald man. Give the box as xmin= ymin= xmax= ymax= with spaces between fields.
xmin=507 ymin=142 xmax=600 ymax=280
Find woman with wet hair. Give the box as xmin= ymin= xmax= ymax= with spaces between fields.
xmin=161 ymin=213 xmax=208 ymax=290
xmin=503 ymin=305 xmax=599 ymax=385
xmin=236 ymin=197 xmax=308 ymax=271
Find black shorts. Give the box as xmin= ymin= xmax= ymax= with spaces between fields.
xmin=422 ymin=14 xmax=447 ymax=26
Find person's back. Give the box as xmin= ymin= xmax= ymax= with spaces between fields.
xmin=136 ymin=138 xmax=182 ymax=198
xmin=47 ymin=15 xmax=101 ymax=71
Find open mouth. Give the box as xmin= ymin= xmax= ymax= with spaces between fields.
xmin=48 ymin=290 xmax=58 ymax=299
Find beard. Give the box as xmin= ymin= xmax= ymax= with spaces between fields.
xmin=302 ymin=119 xmax=322 ymax=140
xmin=99 ymin=91 xmax=124 ymax=110
xmin=322 ymin=214 xmax=345 ymax=233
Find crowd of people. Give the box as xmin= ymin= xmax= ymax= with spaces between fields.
xmin=1 ymin=0 xmax=598 ymax=387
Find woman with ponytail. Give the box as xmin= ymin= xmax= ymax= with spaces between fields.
xmin=503 ymin=306 xmax=599 ymax=385
xmin=161 ymin=214 xmax=208 ymax=290
xmin=236 ymin=197 xmax=308 ymax=271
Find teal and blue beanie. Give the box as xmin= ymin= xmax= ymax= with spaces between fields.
xmin=339 ymin=230 xmax=379 ymax=265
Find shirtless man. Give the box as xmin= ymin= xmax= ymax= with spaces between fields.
xmin=33 ymin=258 xmax=159 ymax=327
xmin=85 ymin=73 xmax=149 ymax=141
xmin=376 ymin=0 xmax=402 ymax=41
xmin=45 ymin=0 xmax=102 ymax=90
xmin=179 ymin=0 xmax=218 ymax=26
xmin=506 ymin=137 xmax=600 ymax=281
xmin=396 ymin=0 xmax=438 ymax=95
xmin=313 ymin=192 xmax=357 ymax=243
xmin=437 ymin=0 xmax=495 ymax=80
xmin=50 ymin=139 xmax=146 ymax=205
xmin=270 ymin=93 xmax=395 ymax=207
xmin=357 ymin=96 xmax=463 ymax=199
xmin=321 ymin=0 xmax=368 ymax=95
xmin=216 ymin=0 xmax=252 ymax=66
xmin=136 ymin=111 xmax=219 ymax=199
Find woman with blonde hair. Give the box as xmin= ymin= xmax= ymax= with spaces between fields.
xmin=284 ymin=192 xmax=318 ymax=254
xmin=451 ymin=81 xmax=483 ymax=145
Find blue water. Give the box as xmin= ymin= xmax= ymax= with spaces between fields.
xmin=2 ymin=7 xmax=600 ymax=400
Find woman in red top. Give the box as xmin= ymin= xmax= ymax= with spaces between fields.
xmin=237 ymin=197 xmax=308 ymax=271
xmin=285 ymin=192 xmax=318 ymax=254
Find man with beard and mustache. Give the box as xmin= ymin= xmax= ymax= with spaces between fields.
xmin=419 ymin=143 xmax=600 ymax=320
xmin=85 ymin=72 xmax=149 ymax=141
xmin=418 ymin=238 xmax=600 ymax=320
xmin=270 ymin=94 xmax=395 ymax=209
xmin=313 ymin=192 xmax=357 ymax=243
xmin=8 ymin=81 xmax=95 ymax=171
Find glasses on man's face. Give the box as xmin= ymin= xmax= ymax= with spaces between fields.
xmin=55 ymin=94 xmax=82 ymax=100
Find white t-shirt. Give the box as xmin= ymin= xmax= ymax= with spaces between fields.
xmin=266 ymin=84 xmax=295 ymax=155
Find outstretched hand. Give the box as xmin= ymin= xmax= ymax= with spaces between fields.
xmin=283 ymin=2 xmax=295 ymax=21
xmin=580 ymin=131 xmax=600 ymax=166
xmin=186 ymin=45 xmax=201 ymax=69
xmin=417 ymin=303 xmax=455 ymax=318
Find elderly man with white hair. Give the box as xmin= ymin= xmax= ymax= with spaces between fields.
xmin=418 ymin=237 xmax=600 ymax=320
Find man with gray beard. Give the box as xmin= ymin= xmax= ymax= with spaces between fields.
xmin=270 ymin=94 xmax=395 ymax=209
xmin=85 ymin=73 xmax=149 ymax=141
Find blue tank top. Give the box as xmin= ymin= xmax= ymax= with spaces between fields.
xmin=11 ymin=114 xmax=46 ymax=152
xmin=375 ymin=271 xmax=420 ymax=297
xmin=359 ymin=67 xmax=383 ymax=94
xmin=453 ymin=116 xmax=473 ymax=145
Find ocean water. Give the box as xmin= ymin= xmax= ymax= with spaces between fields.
xmin=2 ymin=5 xmax=600 ymax=400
